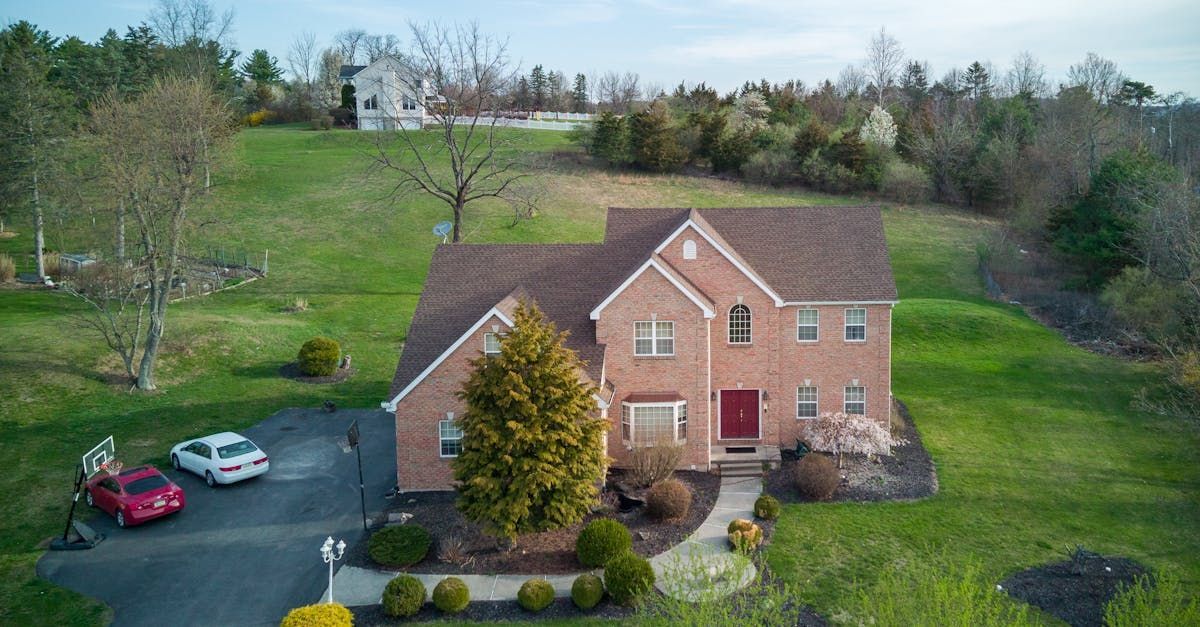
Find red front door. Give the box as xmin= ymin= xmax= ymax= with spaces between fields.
xmin=720 ymin=390 xmax=760 ymax=439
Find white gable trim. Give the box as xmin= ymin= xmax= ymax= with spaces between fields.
xmin=654 ymin=220 xmax=784 ymax=306
xmin=381 ymin=307 xmax=514 ymax=412
xmin=590 ymin=258 xmax=716 ymax=321
xmin=782 ymin=300 xmax=900 ymax=306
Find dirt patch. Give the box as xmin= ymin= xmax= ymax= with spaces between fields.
xmin=1000 ymin=550 xmax=1149 ymax=627
xmin=764 ymin=399 xmax=937 ymax=503
xmin=278 ymin=362 xmax=356 ymax=384
xmin=347 ymin=470 xmax=719 ymax=575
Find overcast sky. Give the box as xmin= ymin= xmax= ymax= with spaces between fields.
xmin=8 ymin=0 xmax=1200 ymax=96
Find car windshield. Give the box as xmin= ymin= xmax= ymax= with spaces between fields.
xmin=217 ymin=440 xmax=258 ymax=459
xmin=125 ymin=475 xmax=168 ymax=495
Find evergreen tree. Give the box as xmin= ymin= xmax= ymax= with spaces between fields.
xmin=453 ymin=301 xmax=608 ymax=543
xmin=571 ymin=73 xmax=588 ymax=113
xmin=241 ymin=48 xmax=283 ymax=84
xmin=513 ymin=76 xmax=531 ymax=110
xmin=628 ymin=100 xmax=685 ymax=172
xmin=900 ymin=60 xmax=929 ymax=109
xmin=961 ymin=62 xmax=991 ymax=100
xmin=529 ymin=64 xmax=547 ymax=110
xmin=590 ymin=111 xmax=630 ymax=165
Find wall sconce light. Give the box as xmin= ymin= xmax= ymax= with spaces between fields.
xmin=710 ymin=391 xmax=717 ymax=401
xmin=762 ymin=390 xmax=770 ymax=401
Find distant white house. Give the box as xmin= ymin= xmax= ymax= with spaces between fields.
xmin=338 ymin=55 xmax=435 ymax=131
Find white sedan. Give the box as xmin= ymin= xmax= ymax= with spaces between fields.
xmin=170 ymin=432 xmax=270 ymax=487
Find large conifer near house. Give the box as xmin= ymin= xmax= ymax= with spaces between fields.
xmin=453 ymin=300 xmax=608 ymax=543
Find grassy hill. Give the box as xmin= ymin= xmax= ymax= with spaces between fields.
xmin=0 ymin=125 xmax=1196 ymax=625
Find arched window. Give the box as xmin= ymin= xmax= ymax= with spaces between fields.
xmin=682 ymin=239 xmax=697 ymax=259
xmin=728 ymin=304 xmax=752 ymax=344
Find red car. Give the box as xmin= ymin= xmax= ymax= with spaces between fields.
xmin=85 ymin=465 xmax=185 ymax=528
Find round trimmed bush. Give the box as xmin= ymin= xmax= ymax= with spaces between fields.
xmin=382 ymin=574 xmax=426 ymax=618
xmin=727 ymin=518 xmax=764 ymax=554
xmin=280 ymin=602 xmax=352 ymax=627
xmin=645 ymin=478 xmax=691 ymax=521
xmin=576 ymin=518 xmax=632 ymax=567
xmin=369 ymin=524 xmax=431 ymax=567
xmin=793 ymin=453 xmax=840 ymax=500
xmin=432 ymin=577 xmax=470 ymax=614
xmin=571 ymin=573 xmax=605 ymax=610
xmin=754 ymin=494 xmax=781 ymax=520
xmin=603 ymin=551 xmax=655 ymax=606
xmin=298 ymin=336 xmax=341 ymax=376
xmin=517 ymin=578 xmax=555 ymax=612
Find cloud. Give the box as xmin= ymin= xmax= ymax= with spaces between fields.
xmin=657 ymin=29 xmax=863 ymax=65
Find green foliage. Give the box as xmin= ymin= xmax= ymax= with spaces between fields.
xmin=753 ymin=494 xmax=781 ymax=520
xmin=797 ymin=153 xmax=857 ymax=194
xmin=793 ymin=453 xmax=839 ymax=500
xmin=297 ymin=336 xmax=340 ymax=376
xmin=793 ymin=118 xmax=831 ymax=161
xmin=279 ymin=602 xmax=353 ymax=627
xmin=453 ymin=301 xmax=608 ymax=542
xmin=590 ymin=111 xmax=630 ymax=166
xmin=726 ymin=518 xmax=763 ymax=554
xmin=604 ymin=552 xmax=656 ymax=606
xmin=517 ymin=578 xmax=555 ymax=612
xmin=432 ymin=577 xmax=470 ymax=614
xmin=1104 ymin=572 xmax=1200 ymax=626
xmin=827 ymin=130 xmax=868 ymax=174
xmin=628 ymin=100 xmax=685 ymax=172
xmin=382 ymin=574 xmax=426 ymax=618
xmin=368 ymin=524 xmax=431 ymax=567
xmin=645 ymin=478 xmax=692 ymax=521
xmin=576 ymin=518 xmax=632 ymax=567
xmin=741 ymin=148 xmax=794 ymax=185
xmin=880 ymin=159 xmax=934 ymax=203
xmin=571 ymin=573 xmax=605 ymax=610
xmin=340 ymin=84 xmax=356 ymax=110
xmin=1103 ymin=267 xmax=1192 ymax=345
xmin=844 ymin=559 xmax=1033 ymax=626
xmin=641 ymin=553 xmax=804 ymax=625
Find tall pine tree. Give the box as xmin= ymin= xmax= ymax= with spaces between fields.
xmin=454 ymin=301 xmax=608 ymax=543
xmin=571 ymin=73 xmax=588 ymax=113
xmin=529 ymin=64 xmax=548 ymax=111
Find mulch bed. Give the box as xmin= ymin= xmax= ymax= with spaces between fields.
xmin=1000 ymin=551 xmax=1149 ymax=627
xmin=278 ymin=362 xmax=356 ymax=384
xmin=764 ymin=399 xmax=938 ymax=503
xmin=347 ymin=470 xmax=719 ymax=575
xmin=349 ymin=597 xmax=634 ymax=625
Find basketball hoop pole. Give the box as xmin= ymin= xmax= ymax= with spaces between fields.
xmin=60 ymin=465 xmax=86 ymax=542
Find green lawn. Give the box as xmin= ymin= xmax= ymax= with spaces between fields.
xmin=0 ymin=125 xmax=1195 ymax=626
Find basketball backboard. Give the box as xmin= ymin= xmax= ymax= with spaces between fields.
xmin=83 ymin=436 xmax=115 ymax=478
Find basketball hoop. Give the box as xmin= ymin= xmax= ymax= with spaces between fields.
xmin=100 ymin=459 xmax=123 ymax=477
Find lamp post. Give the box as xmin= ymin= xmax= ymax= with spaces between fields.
xmin=320 ymin=536 xmax=347 ymax=604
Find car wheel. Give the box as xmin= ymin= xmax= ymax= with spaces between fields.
xmin=205 ymin=471 xmax=216 ymax=488
xmin=171 ymin=454 xmax=181 ymax=471
xmin=85 ymin=490 xmax=94 ymax=508
xmin=115 ymin=509 xmax=126 ymax=528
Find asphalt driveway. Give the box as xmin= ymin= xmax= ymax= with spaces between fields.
xmin=38 ymin=408 xmax=396 ymax=627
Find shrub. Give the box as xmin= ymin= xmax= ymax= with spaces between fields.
xmin=244 ymin=109 xmax=275 ymax=127
xmin=645 ymin=478 xmax=691 ymax=521
xmin=576 ymin=518 xmax=632 ymax=567
xmin=604 ymin=552 xmax=656 ymax=606
xmin=726 ymin=518 xmax=763 ymax=554
xmin=309 ymin=116 xmax=334 ymax=130
xmin=629 ymin=441 xmax=683 ymax=487
xmin=880 ymin=160 xmax=933 ymax=204
xmin=1104 ymin=573 xmax=1200 ymax=626
xmin=793 ymin=453 xmax=840 ymax=500
xmin=432 ymin=577 xmax=470 ymax=614
xmin=0 ymin=253 xmax=14 ymax=283
xmin=741 ymin=148 xmax=794 ymax=185
xmin=517 ymin=578 xmax=555 ymax=612
xmin=382 ymin=574 xmax=426 ymax=618
xmin=368 ymin=524 xmax=431 ymax=567
xmin=297 ymin=336 xmax=341 ymax=376
xmin=571 ymin=573 xmax=605 ymax=610
xmin=753 ymin=494 xmax=781 ymax=520
xmin=279 ymin=602 xmax=353 ymax=627
xmin=797 ymin=153 xmax=858 ymax=193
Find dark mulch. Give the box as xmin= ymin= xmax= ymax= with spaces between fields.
xmin=764 ymin=399 xmax=937 ymax=503
xmin=278 ymin=362 xmax=356 ymax=384
xmin=347 ymin=470 xmax=719 ymax=575
xmin=1000 ymin=551 xmax=1149 ymax=627
xmin=349 ymin=597 xmax=633 ymax=625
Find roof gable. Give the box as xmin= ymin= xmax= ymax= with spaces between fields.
xmin=654 ymin=213 xmax=784 ymax=306
xmin=589 ymin=256 xmax=716 ymax=320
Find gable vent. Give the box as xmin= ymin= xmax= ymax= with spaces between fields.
xmin=683 ymin=239 xmax=697 ymax=259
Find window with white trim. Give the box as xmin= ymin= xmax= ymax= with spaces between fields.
xmin=844 ymin=308 xmax=867 ymax=341
xmin=483 ymin=332 xmax=501 ymax=355
xmin=438 ymin=419 xmax=463 ymax=457
xmin=728 ymin=304 xmax=752 ymax=344
xmin=401 ymin=96 xmax=418 ymax=111
xmin=797 ymin=309 xmax=819 ymax=341
xmin=634 ymin=321 xmax=674 ymax=356
xmin=682 ymin=239 xmax=697 ymax=259
xmin=844 ymin=386 xmax=866 ymax=415
xmin=797 ymin=386 xmax=818 ymax=418
xmin=621 ymin=401 xmax=687 ymax=446
xmin=363 ymin=94 xmax=379 ymax=110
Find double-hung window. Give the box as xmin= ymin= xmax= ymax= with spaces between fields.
xmin=483 ymin=332 xmax=501 ymax=355
xmin=621 ymin=401 xmax=688 ymax=447
xmin=844 ymin=308 xmax=867 ymax=341
xmin=796 ymin=386 xmax=818 ymax=418
xmin=797 ymin=309 xmax=819 ymax=341
xmin=728 ymin=305 xmax=752 ymax=344
xmin=363 ymin=94 xmax=379 ymax=110
xmin=844 ymin=386 xmax=866 ymax=415
xmin=634 ymin=321 xmax=674 ymax=356
xmin=401 ymin=96 xmax=418 ymax=111
xmin=438 ymin=419 xmax=463 ymax=457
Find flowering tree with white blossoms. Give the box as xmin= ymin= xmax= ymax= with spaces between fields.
xmin=807 ymin=411 xmax=907 ymax=468
xmin=859 ymin=105 xmax=898 ymax=149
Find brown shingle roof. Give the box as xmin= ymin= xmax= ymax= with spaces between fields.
xmin=387 ymin=206 xmax=895 ymax=402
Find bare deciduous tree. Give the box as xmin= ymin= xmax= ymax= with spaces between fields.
xmin=148 ymin=0 xmax=234 ymax=47
xmin=1067 ymin=52 xmax=1126 ymax=105
xmin=64 ymin=262 xmax=150 ymax=381
xmin=595 ymin=71 xmax=640 ymax=113
xmin=836 ymin=64 xmax=867 ymax=99
xmin=363 ymin=33 xmax=401 ymax=63
xmin=288 ymin=31 xmax=317 ymax=88
xmin=371 ymin=21 xmax=527 ymax=243
xmin=1004 ymin=51 xmax=1047 ymax=97
xmin=335 ymin=28 xmax=367 ymax=65
xmin=864 ymin=26 xmax=904 ymax=107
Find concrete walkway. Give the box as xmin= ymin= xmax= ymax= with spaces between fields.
xmin=330 ymin=474 xmax=761 ymax=606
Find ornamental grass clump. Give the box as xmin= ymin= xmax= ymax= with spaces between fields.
xmin=517 ymin=578 xmax=555 ymax=612
xmin=793 ymin=453 xmax=840 ymax=500
xmin=279 ymin=602 xmax=353 ymax=627
xmin=432 ymin=577 xmax=470 ymax=614
xmin=576 ymin=518 xmax=632 ymax=567
xmin=368 ymin=524 xmax=431 ymax=567
xmin=382 ymin=574 xmax=426 ymax=618
xmin=571 ymin=573 xmax=605 ymax=610
xmin=604 ymin=551 xmax=656 ymax=606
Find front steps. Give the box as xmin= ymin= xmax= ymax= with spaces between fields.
xmin=711 ymin=445 xmax=781 ymax=477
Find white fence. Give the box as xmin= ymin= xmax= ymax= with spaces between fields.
xmin=474 ymin=116 xmax=588 ymax=131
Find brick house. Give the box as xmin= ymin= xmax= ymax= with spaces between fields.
xmin=383 ymin=207 xmax=897 ymax=491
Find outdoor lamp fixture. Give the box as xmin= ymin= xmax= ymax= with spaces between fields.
xmin=321 ymin=536 xmax=347 ymax=604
